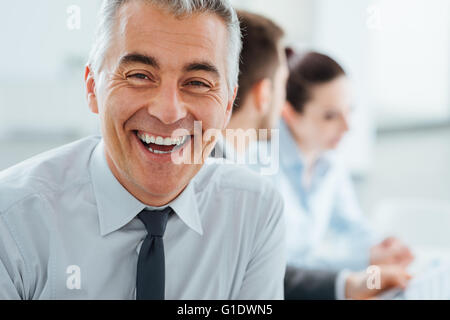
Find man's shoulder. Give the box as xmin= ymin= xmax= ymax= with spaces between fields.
xmin=195 ymin=160 xmax=283 ymax=205
xmin=0 ymin=136 xmax=100 ymax=213
xmin=194 ymin=161 xmax=285 ymax=242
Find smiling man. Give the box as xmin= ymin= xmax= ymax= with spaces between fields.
xmin=0 ymin=0 xmax=286 ymax=300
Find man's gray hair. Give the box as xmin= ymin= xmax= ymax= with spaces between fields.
xmin=88 ymin=0 xmax=242 ymax=94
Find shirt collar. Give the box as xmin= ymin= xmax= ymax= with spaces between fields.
xmin=279 ymin=119 xmax=305 ymax=170
xmin=212 ymin=132 xmax=263 ymax=165
xmin=89 ymin=139 xmax=203 ymax=237
xmin=166 ymin=181 xmax=203 ymax=235
xmin=212 ymin=132 xmax=237 ymax=161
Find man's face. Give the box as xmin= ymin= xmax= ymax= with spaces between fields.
xmin=86 ymin=2 xmax=235 ymax=206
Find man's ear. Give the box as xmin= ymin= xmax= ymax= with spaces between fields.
xmin=252 ymin=78 xmax=272 ymax=115
xmin=281 ymin=101 xmax=295 ymax=121
xmin=85 ymin=65 xmax=99 ymax=114
xmin=223 ymin=86 xmax=238 ymax=128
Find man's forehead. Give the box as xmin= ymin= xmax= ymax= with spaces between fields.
xmin=114 ymin=2 xmax=228 ymax=67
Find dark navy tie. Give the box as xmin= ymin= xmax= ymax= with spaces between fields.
xmin=136 ymin=207 xmax=171 ymax=300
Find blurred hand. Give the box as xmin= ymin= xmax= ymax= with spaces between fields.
xmin=345 ymin=265 xmax=412 ymax=300
xmin=370 ymin=237 xmax=414 ymax=267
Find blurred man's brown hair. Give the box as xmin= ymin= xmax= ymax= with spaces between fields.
xmin=235 ymin=10 xmax=285 ymax=113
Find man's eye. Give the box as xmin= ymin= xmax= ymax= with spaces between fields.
xmin=128 ymin=73 xmax=150 ymax=80
xmin=187 ymin=80 xmax=209 ymax=88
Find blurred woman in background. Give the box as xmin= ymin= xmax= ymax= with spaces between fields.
xmin=280 ymin=48 xmax=414 ymax=271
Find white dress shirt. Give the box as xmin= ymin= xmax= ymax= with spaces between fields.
xmin=0 ymin=136 xmax=286 ymax=300
xmin=212 ymin=135 xmax=350 ymax=300
xmin=277 ymin=120 xmax=377 ymax=271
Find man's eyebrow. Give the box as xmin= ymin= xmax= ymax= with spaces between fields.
xmin=184 ymin=61 xmax=220 ymax=78
xmin=118 ymin=53 xmax=160 ymax=69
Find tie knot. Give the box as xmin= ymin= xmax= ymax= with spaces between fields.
xmin=138 ymin=207 xmax=172 ymax=237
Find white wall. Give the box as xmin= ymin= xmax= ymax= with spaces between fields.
xmin=0 ymin=0 xmax=102 ymax=139
xmin=369 ymin=0 xmax=450 ymax=128
xmin=230 ymin=0 xmax=315 ymax=45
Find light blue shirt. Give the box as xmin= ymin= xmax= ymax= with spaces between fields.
xmin=213 ymin=134 xmax=350 ymax=299
xmin=0 ymin=136 xmax=286 ymax=299
xmin=277 ymin=120 xmax=377 ymax=271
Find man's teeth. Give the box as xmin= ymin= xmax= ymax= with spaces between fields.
xmin=137 ymin=133 xmax=187 ymax=146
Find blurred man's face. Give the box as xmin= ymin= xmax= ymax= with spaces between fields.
xmin=86 ymin=2 xmax=235 ymax=206
xmin=261 ymin=44 xmax=289 ymax=135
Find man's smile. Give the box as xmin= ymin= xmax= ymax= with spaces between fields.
xmin=134 ymin=130 xmax=192 ymax=155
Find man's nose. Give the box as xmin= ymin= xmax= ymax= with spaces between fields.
xmin=147 ymin=82 xmax=187 ymax=124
